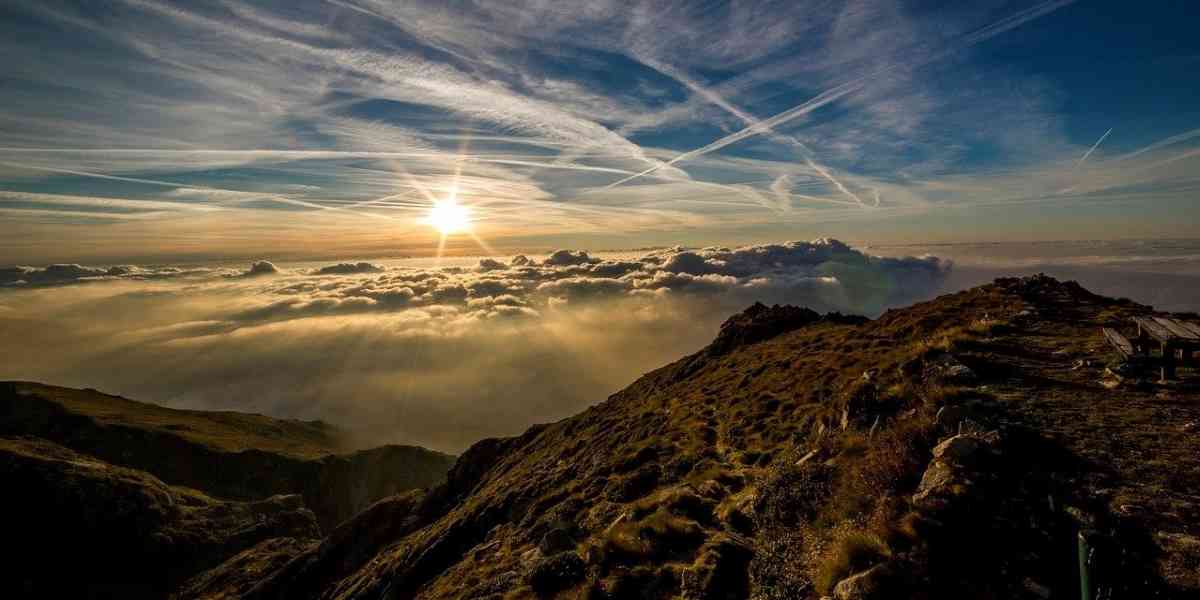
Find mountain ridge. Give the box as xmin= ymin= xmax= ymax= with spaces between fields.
xmin=171 ymin=274 xmax=1199 ymax=599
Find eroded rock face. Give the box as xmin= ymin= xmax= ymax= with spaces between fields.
xmin=0 ymin=436 xmax=319 ymax=600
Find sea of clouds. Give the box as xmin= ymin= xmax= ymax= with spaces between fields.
xmin=0 ymin=239 xmax=951 ymax=452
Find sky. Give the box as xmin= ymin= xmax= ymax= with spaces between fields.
xmin=2 ymin=1 xmax=1200 ymax=452
xmin=0 ymin=0 xmax=1198 ymax=264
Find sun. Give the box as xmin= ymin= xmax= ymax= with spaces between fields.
xmin=426 ymin=198 xmax=471 ymax=235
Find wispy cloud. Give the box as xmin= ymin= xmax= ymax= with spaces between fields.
xmin=0 ymin=0 xmax=1196 ymax=263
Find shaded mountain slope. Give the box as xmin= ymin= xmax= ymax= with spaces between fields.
xmin=182 ymin=275 xmax=1199 ymax=599
xmin=0 ymin=382 xmax=456 ymax=530
xmin=0 ymin=436 xmax=320 ymax=599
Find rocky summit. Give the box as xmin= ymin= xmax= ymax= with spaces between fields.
xmin=8 ymin=275 xmax=1200 ymax=599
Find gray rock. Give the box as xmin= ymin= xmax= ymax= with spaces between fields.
xmin=931 ymin=434 xmax=987 ymax=468
xmin=912 ymin=460 xmax=959 ymax=510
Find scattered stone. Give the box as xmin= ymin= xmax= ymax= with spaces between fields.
xmin=925 ymin=354 xmax=977 ymax=385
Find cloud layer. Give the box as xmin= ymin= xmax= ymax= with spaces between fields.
xmin=0 ymin=240 xmax=948 ymax=452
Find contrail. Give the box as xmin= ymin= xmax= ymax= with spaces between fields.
xmin=604 ymin=0 xmax=1077 ymax=189
xmin=637 ymin=56 xmax=867 ymax=207
xmin=0 ymin=161 xmax=389 ymax=219
xmin=1076 ymin=127 xmax=1113 ymax=167
xmin=1110 ymin=127 xmax=1200 ymax=163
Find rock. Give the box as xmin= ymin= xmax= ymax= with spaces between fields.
xmin=912 ymin=434 xmax=997 ymax=511
xmin=925 ymin=354 xmax=977 ymax=385
xmin=911 ymin=460 xmax=960 ymax=510
xmin=526 ymin=551 xmax=585 ymax=596
xmin=833 ymin=564 xmax=889 ymax=600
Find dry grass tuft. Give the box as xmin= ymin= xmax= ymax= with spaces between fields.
xmin=814 ymin=531 xmax=891 ymax=594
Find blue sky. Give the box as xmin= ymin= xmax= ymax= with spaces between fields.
xmin=1 ymin=0 xmax=1198 ymax=263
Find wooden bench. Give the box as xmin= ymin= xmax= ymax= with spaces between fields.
xmin=1132 ymin=315 xmax=1200 ymax=380
xmin=1102 ymin=327 xmax=1135 ymax=359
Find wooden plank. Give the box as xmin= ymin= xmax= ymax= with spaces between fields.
xmin=1152 ymin=316 xmax=1200 ymax=342
xmin=1173 ymin=319 xmax=1200 ymax=339
xmin=1102 ymin=327 xmax=1134 ymax=358
xmin=1133 ymin=316 xmax=1176 ymax=342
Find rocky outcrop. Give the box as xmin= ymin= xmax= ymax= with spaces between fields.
xmin=707 ymin=303 xmax=824 ymax=356
xmin=0 ymin=436 xmax=320 ymax=600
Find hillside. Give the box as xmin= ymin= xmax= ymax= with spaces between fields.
xmin=173 ymin=275 xmax=1199 ymax=599
xmin=0 ymin=436 xmax=320 ymax=599
xmin=0 ymin=382 xmax=456 ymax=531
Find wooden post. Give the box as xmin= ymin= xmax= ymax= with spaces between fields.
xmin=1161 ymin=341 xmax=1176 ymax=380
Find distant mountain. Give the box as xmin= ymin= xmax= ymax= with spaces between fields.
xmin=176 ymin=275 xmax=1198 ymax=600
xmin=0 ymin=382 xmax=456 ymax=532
xmin=1 ymin=435 xmax=319 ymax=599
xmin=9 ymin=276 xmax=1200 ymax=599
xmin=0 ymin=381 xmax=455 ymax=599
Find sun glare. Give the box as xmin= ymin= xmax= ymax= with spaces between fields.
xmin=427 ymin=199 xmax=470 ymax=235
